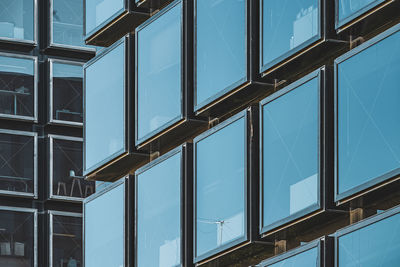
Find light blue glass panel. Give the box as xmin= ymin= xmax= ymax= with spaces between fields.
xmin=0 ymin=0 xmax=34 ymax=41
xmin=338 ymin=212 xmax=400 ymax=266
xmin=195 ymin=0 xmax=246 ymax=107
xmin=338 ymin=0 xmax=382 ymax=24
xmin=265 ymin=246 xmax=318 ymax=267
xmin=85 ymin=182 xmax=124 ymax=267
xmin=337 ymin=30 xmax=400 ymax=196
xmin=85 ymin=0 xmax=124 ymax=35
xmin=85 ymin=42 xmax=125 ymax=171
xmin=262 ymin=77 xmax=318 ymax=228
xmin=196 ymin=117 xmax=245 ymax=257
xmin=262 ymin=0 xmax=319 ymax=69
xmin=137 ymin=152 xmax=181 ymax=267
xmin=137 ymin=2 xmax=182 ymax=140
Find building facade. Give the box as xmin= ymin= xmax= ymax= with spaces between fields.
xmin=0 ymin=0 xmax=97 ymax=266
xmin=83 ymin=0 xmax=400 ymax=267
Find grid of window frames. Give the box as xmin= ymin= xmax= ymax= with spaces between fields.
xmin=82 ymin=0 xmax=400 ymax=266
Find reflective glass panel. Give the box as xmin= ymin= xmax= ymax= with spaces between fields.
xmin=337 ymin=29 xmax=400 ymax=197
xmin=262 ymin=77 xmax=319 ymax=228
xmin=85 ymin=41 xmax=125 ymax=172
xmin=0 ymin=0 xmax=34 ymax=41
xmin=52 ymin=62 xmax=83 ymax=123
xmin=52 ymin=0 xmax=86 ymax=47
xmin=85 ymin=182 xmax=124 ymax=267
xmin=195 ymin=0 xmax=246 ymax=107
xmin=137 ymin=152 xmax=181 ymax=267
xmin=85 ymin=0 xmax=124 ymax=35
xmin=0 ymin=209 xmax=35 ymax=267
xmin=137 ymin=2 xmax=182 ymax=140
xmin=338 ymin=0 xmax=382 ymax=24
xmin=52 ymin=214 xmax=82 ymax=267
xmin=0 ymin=132 xmax=34 ymax=194
xmin=0 ymin=55 xmax=35 ymax=119
xmin=262 ymin=246 xmax=318 ymax=267
xmin=261 ymin=0 xmax=319 ymax=69
xmin=338 ymin=212 xmax=400 ymax=266
xmin=195 ymin=117 xmax=245 ymax=257
xmin=52 ymin=138 xmax=95 ymax=199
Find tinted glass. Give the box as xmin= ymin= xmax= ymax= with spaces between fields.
xmin=52 ymin=138 xmax=95 ymax=199
xmin=338 ymin=212 xmax=400 ymax=266
xmin=264 ymin=246 xmax=318 ymax=267
xmin=195 ymin=0 xmax=246 ymax=107
xmin=137 ymin=2 xmax=182 ymax=140
xmin=262 ymin=77 xmax=319 ymax=228
xmin=52 ymin=214 xmax=82 ymax=267
xmin=52 ymin=62 xmax=83 ymax=123
xmin=0 ymin=209 xmax=35 ymax=266
xmin=337 ymin=30 xmax=400 ymax=196
xmin=85 ymin=42 xmax=125 ymax=172
xmin=85 ymin=0 xmax=124 ymax=35
xmin=0 ymin=132 xmax=34 ymax=194
xmin=0 ymin=0 xmax=34 ymax=41
xmin=338 ymin=0 xmax=382 ymax=24
xmin=262 ymin=0 xmax=319 ymax=69
xmin=85 ymin=182 xmax=124 ymax=267
xmin=52 ymin=0 xmax=86 ymax=47
xmin=137 ymin=152 xmax=181 ymax=267
xmin=0 ymin=55 xmax=35 ymax=119
xmin=195 ymin=117 xmax=245 ymax=257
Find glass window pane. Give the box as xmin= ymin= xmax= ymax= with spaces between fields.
xmin=85 ymin=0 xmax=124 ymax=35
xmin=195 ymin=0 xmax=246 ymax=107
xmin=338 ymin=0 xmax=382 ymax=24
xmin=337 ymin=29 xmax=400 ymax=197
xmin=52 ymin=138 xmax=95 ymax=199
xmin=261 ymin=0 xmax=319 ymax=69
xmin=85 ymin=182 xmax=124 ymax=267
xmin=137 ymin=152 xmax=181 ymax=267
xmin=137 ymin=2 xmax=182 ymax=140
xmin=262 ymin=77 xmax=319 ymax=228
xmin=85 ymin=41 xmax=125 ymax=172
xmin=338 ymin=212 xmax=400 ymax=266
xmin=263 ymin=246 xmax=318 ymax=267
xmin=195 ymin=117 xmax=245 ymax=257
xmin=0 ymin=0 xmax=34 ymax=41
xmin=0 ymin=209 xmax=35 ymax=266
xmin=0 ymin=132 xmax=35 ymax=194
xmin=52 ymin=62 xmax=83 ymax=123
xmin=0 ymin=55 xmax=35 ymax=119
xmin=52 ymin=214 xmax=82 ymax=267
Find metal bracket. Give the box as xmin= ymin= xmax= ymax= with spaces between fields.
xmin=274 ymin=240 xmax=287 ymax=255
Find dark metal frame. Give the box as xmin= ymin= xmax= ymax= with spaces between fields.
xmin=83 ymin=35 xmax=148 ymax=180
xmin=193 ymin=109 xmax=251 ymax=263
xmin=134 ymin=144 xmax=193 ymax=267
xmin=334 ymin=204 xmax=400 ymax=267
xmin=334 ymin=23 xmax=400 ymax=204
xmin=83 ymin=177 xmax=130 ymax=267
xmin=259 ymin=68 xmax=326 ymax=234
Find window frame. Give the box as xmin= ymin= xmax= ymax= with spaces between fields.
xmin=334 ymin=23 xmax=400 ymax=204
xmin=0 ymin=205 xmax=38 ymax=267
xmin=49 ymin=58 xmax=84 ymax=127
xmin=193 ymin=0 xmax=249 ymax=112
xmin=48 ymin=210 xmax=82 ymax=267
xmin=0 ymin=52 xmax=38 ymax=122
xmin=259 ymin=68 xmax=324 ymax=234
xmin=193 ymin=110 xmax=249 ymax=263
xmin=134 ymin=145 xmax=190 ymax=267
xmin=334 ymin=205 xmax=400 ymax=267
xmin=259 ymin=0 xmax=323 ymax=75
xmin=0 ymin=128 xmax=38 ymax=198
xmin=134 ymin=0 xmax=185 ymax=147
xmin=0 ymin=0 xmax=38 ymax=45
